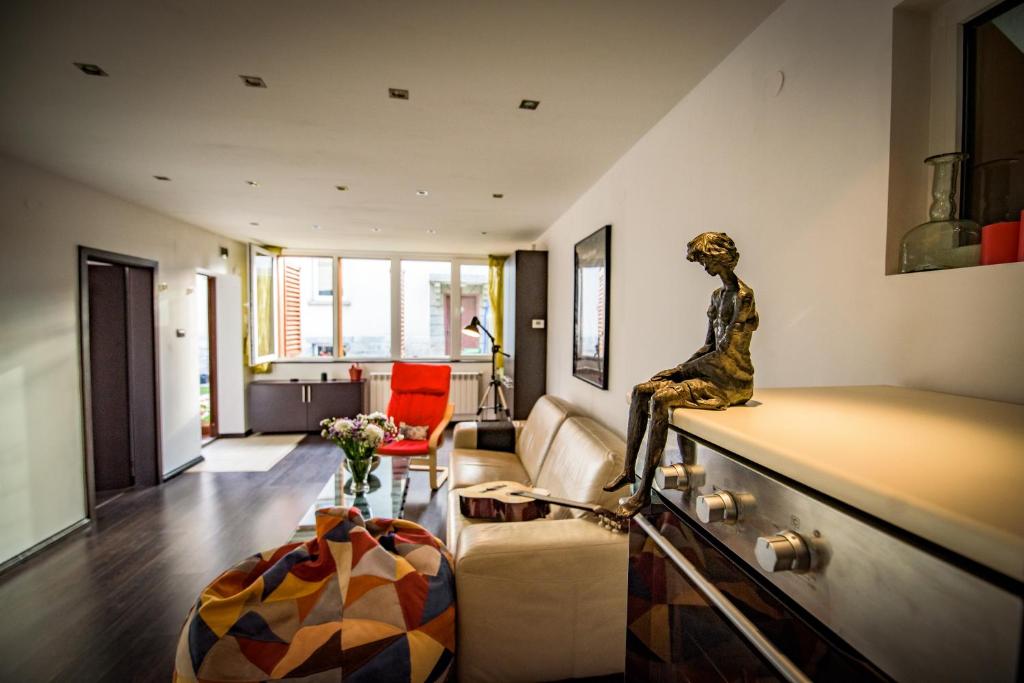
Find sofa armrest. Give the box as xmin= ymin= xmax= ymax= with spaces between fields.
xmin=452 ymin=420 xmax=523 ymax=452
xmin=455 ymin=519 xmax=627 ymax=682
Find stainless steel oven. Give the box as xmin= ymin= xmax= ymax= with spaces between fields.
xmin=626 ymin=430 xmax=1023 ymax=682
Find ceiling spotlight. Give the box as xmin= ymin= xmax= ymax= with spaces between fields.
xmin=371 ymin=227 xmax=382 ymax=233
xmin=250 ymin=221 xmax=260 ymax=226
xmin=239 ymin=74 xmax=267 ymax=88
xmin=312 ymin=224 xmax=322 ymax=231
xmin=388 ymin=88 xmax=409 ymax=100
xmin=415 ymin=190 xmax=429 ymax=197
xmin=426 ymin=228 xmax=437 ymax=234
xmin=153 ymin=175 xmax=171 ymax=181
xmin=480 ymin=231 xmax=489 ymax=235
xmin=74 ymin=62 xmax=108 ymax=77
xmin=492 ymin=193 xmax=504 ymax=199
xmin=519 ymin=99 xmax=540 ymax=110
xmin=246 ymin=180 xmax=259 ymax=187
xmin=335 ymin=185 xmax=348 ymax=191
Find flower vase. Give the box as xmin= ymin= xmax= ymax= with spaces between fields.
xmin=345 ymin=450 xmax=374 ymax=493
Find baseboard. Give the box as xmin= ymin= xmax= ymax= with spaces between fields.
xmin=217 ymin=430 xmax=253 ymax=438
xmin=0 ymin=518 xmax=91 ymax=577
xmin=163 ymin=455 xmax=204 ymax=481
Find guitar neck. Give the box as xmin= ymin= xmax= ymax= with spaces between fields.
xmin=511 ymin=490 xmax=603 ymax=515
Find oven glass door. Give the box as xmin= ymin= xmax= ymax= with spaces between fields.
xmin=627 ymin=506 xmax=887 ymax=682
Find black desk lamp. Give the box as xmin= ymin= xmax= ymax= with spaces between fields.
xmin=463 ymin=316 xmax=511 ymax=420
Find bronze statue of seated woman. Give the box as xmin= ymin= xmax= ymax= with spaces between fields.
xmin=605 ymin=231 xmax=758 ymax=517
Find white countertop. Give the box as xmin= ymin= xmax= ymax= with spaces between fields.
xmin=670 ymin=386 xmax=1024 ymax=583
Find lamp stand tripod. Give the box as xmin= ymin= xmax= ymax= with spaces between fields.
xmin=462 ymin=316 xmax=511 ymax=421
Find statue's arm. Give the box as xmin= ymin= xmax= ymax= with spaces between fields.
xmin=685 ymin=313 xmax=716 ymax=362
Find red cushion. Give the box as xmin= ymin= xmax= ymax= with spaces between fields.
xmin=377 ymin=439 xmax=430 ymax=456
xmin=386 ymin=363 xmax=451 ymax=433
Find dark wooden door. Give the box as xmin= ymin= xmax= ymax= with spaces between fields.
xmin=249 ymin=382 xmax=308 ymax=432
xmin=306 ymin=382 xmax=363 ymax=430
xmin=125 ymin=266 xmax=159 ymax=486
xmin=88 ymin=264 xmax=133 ymax=491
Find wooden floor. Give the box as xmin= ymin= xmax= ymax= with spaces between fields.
xmin=0 ymin=433 xmax=452 ymax=682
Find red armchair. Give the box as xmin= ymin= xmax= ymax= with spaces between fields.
xmin=376 ymin=363 xmax=454 ymax=490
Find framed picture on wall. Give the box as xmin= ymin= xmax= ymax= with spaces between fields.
xmin=573 ymin=224 xmax=611 ymax=389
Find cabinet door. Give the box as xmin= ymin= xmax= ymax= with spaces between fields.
xmin=249 ymin=383 xmax=307 ymax=433
xmin=307 ymin=383 xmax=363 ymax=431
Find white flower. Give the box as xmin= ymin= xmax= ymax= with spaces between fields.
xmin=363 ymin=423 xmax=384 ymax=447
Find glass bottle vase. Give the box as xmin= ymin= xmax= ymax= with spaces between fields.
xmin=899 ymin=153 xmax=981 ymax=273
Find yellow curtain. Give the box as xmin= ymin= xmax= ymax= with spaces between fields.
xmin=487 ymin=255 xmax=507 ymax=371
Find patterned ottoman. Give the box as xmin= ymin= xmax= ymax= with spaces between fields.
xmin=173 ymin=507 xmax=455 ymax=682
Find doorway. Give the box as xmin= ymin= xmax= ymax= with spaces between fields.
xmin=79 ymin=247 xmax=161 ymax=515
xmin=196 ymin=273 xmax=218 ymax=444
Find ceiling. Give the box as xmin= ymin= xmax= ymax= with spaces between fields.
xmin=0 ymin=0 xmax=780 ymax=254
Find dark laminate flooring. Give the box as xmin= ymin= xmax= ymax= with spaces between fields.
xmin=0 ymin=433 xmax=452 ymax=683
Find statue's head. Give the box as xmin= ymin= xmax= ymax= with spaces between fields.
xmin=686 ymin=232 xmax=739 ymax=275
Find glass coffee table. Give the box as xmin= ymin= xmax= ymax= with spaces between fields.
xmin=293 ymin=456 xmax=410 ymax=542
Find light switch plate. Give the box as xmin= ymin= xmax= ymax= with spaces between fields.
xmin=531 ymin=319 xmax=545 ymax=329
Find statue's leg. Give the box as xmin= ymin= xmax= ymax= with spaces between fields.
xmin=603 ymin=382 xmax=658 ymax=492
xmin=615 ymin=385 xmax=688 ymax=517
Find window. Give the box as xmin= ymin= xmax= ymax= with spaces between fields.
xmin=400 ymin=260 xmax=452 ymax=358
xmin=249 ymin=246 xmax=277 ymax=363
xmin=459 ymin=263 xmax=492 ymax=356
xmin=340 ymin=258 xmax=391 ymax=358
xmin=963 ymin=0 xmax=1024 ymax=228
xmin=279 ymin=256 xmax=334 ymax=358
xmin=248 ymin=249 xmax=489 ymax=363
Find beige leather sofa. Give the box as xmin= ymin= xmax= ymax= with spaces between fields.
xmin=448 ymin=396 xmax=629 ymax=682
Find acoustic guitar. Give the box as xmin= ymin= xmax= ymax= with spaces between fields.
xmin=458 ymin=481 xmax=627 ymax=532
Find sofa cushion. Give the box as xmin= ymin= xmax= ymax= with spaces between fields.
xmin=533 ymin=417 xmax=626 ymax=519
xmin=449 ymin=448 xmax=531 ymax=490
xmin=517 ymin=395 xmax=577 ymax=480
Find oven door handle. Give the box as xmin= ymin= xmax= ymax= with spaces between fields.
xmin=634 ymin=515 xmax=812 ymax=683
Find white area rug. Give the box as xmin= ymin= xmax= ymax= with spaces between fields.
xmin=188 ymin=434 xmax=306 ymax=473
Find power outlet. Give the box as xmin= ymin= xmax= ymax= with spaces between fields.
xmin=531 ymin=319 xmax=545 ymax=329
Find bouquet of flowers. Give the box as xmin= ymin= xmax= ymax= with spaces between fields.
xmin=320 ymin=412 xmax=401 ymax=492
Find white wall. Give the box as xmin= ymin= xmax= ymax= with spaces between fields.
xmin=538 ymin=0 xmax=1024 ymax=435
xmin=0 ymin=153 xmax=246 ymax=564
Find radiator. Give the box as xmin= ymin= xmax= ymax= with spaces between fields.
xmin=368 ymin=371 xmax=482 ymax=419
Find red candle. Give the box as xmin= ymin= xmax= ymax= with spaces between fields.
xmin=980 ymin=220 xmax=1020 ymax=265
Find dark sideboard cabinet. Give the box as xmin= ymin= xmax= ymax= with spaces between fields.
xmin=503 ymin=250 xmax=548 ymax=419
xmin=249 ymin=380 xmax=363 ymax=433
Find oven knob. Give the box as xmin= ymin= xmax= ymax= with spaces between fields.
xmin=655 ymin=463 xmax=705 ymax=492
xmin=696 ymin=491 xmax=738 ymax=523
xmin=755 ymin=530 xmax=811 ymax=573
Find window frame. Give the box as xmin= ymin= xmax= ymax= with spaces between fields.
xmin=261 ymin=248 xmax=489 ymax=363
xmin=248 ymin=244 xmax=279 ymax=364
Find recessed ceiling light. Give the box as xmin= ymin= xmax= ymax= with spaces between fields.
xmin=388 ymin=88 xmax=409 ymax=100
xmin=335 ymin=185 xmax=348 ymax=191
xmin=246 ymin=180 xmax=259 ymax=187
xmin=519 ymin=99 xmax=540 ymax=110
xmin=153 ymin=175 xmax=171 ymax=181
xmin=239 ymin=74 xmax=267 ymax=88
xmin=250 ymin=221 xmax=260 ymax=226
xmin=492 ymin=193 xmax=504 ymax=199
xmin=312 ymin=224 xmax=322 ymax=231
xmin=371 ymin=227 xmax=382 ymax=233
xmin=426 ymin=228 xmax=437 ymax=235
xmin=480 ymin=231 xmax=489 ymax=235
xmin=416 ymin=190 xmax=429 ymax=197
xmin=74 ymin=62 xmax=108 ymax=77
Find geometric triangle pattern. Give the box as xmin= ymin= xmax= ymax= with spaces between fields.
xmin=173 ymin=507 xmax=455 ymax=682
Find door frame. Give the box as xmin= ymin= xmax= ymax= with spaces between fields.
xmin=78 ymin=246 xmax=163 ymax=520
xmin=198 ymin=272 xmax=218 ymax=439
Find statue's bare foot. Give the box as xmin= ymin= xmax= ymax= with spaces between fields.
xmin=614 ymin=490 xmax=650 ymax=518
xmin=603 ymin=470 xmax=634 ymax=492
